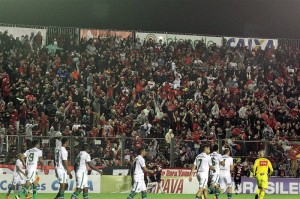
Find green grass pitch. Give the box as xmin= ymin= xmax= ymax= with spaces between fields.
xmin=1 ymin=193 xmax=300 ymax=199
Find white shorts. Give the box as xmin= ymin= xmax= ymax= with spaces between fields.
xmin=12 ymin=174 xmax=25 ymax=185
xmin=197 ymin=172 xmax=209 ymax=188
xmin=76 ymin=171 xmax=88 ymax=189
xmin=219 ymin=172 xmax=232 ymax=190
xmin=26 ymin=169 xmax=37 ymax=183
xmin=56 ymin=169 xmax=69 ymax=184
xmin=132 ymin=175 xmax=146 ymax=193
xmin=210 ymin=172 xmax=220 ymax=185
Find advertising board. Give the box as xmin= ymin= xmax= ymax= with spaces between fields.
xmin=0 ymin=174 xmax=101 ymax=193
xmin=136 ymin=32 xmax=223 ymax=47
xmin=0 ymin=26 xmax=47 ymax=46
xmin=224 ymin=37 xmax=278 ymax=50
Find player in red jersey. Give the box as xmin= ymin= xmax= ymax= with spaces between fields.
xmin=147 ymin=161 xmax=164 ymax=193
xmin=233 ymin=158 xmax=244 ymax=194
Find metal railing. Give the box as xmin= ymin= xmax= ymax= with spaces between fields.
xmin=1 ymin=135 xmax=299 ymax=177
xmin=1 ymin=135 xmax=271 ymax=165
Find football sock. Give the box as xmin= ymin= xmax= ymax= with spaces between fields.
xmin=83 ymin=192 xmax=89 ymax=199
xmin=158 ymin=183 xmax=163 ymax=192
xmin=6 ymin=184 xmax=14 ymax=196
xmin=215 ymin=188 xmax=220 ymax=199
xmin=207 ymin=186 xmax=213 ymax=194
xmin=259 ymin=190 xmax=265 ymax=199
xmin=18 ymin=185 xmax=29 ymax=197
xmin=227 ymin=193 xmax=232 ymax=199
xmin=142 ymin=191 xmax=147 ymax=199
xmin=33 ymin=185 xmax=37 ymax=199
xmin=71 ymin=191 xmax=80 ymax=199
xmin=256 ymin=189 xmax=260 ymax=195
xmin=235 ymin=184 xmax=238 ymax=190
xmin=58 ymin=190 xmax=64 ymax=199
xmin=127 ymin=191 xmax=136 ymax=199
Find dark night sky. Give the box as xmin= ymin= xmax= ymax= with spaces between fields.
xmin=0 ymin=0 xmax=300 ymax=39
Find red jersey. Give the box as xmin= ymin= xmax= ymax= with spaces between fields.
xmin=234 ymin=163 xmax=244 ymax=177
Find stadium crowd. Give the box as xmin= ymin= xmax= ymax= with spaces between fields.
xmin=0 ymin=29 xmax=299 ymax=176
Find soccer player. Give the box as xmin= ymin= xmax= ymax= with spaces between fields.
xmin=208 ymin=145 xmax=224 ymax=199
xmin=189 ymin=144 xmax=215 ymax=199
xmin=6 ymin=154 xmax=31 ymax=199
xmin=54 ymin=138 xmax=72 ymax=199
xmin=148 ymin=162 xmax=164 ymax=193
xmin=219 ymin=148 xmax=234 ymax=199
xmin=253 ymin=150 xmax=273 ymax=199
xmin=127 ymin=147 xmax=156 ymax=199
xmin=71 ymin=144 xmax=102 ymax=199
xmin=233 ymin=158 xmax=244 ymax=194
xmin=15 ymin=140 xmax=44 ymax=199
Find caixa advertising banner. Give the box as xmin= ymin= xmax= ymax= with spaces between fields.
xmin=0 ymin=174 xmax=101 ymax=193
xmin=224 ymin=37 xmax=278 ymax=50
xmin=136 ymin=32 xmax=223 ymax=47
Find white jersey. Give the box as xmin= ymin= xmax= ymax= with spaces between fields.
xmin=24 ymin=147 xmax=43 ymax=171
xmin=193 ymin=152 xmax=212 ymax=173
xmin=75 ymin=151 xmax=91 ymax=173
xmin=13 ymin=159 xmax=24 ymax=177
xmin=210 ymin=151 xmax=223 ymax=173
xmin=133 ymin=155 xmax=146 ymax=177
xmin=55 ymin=146 xmax=68 ymax=170
xmin=220 ymin=155 xmax=233 ymax=173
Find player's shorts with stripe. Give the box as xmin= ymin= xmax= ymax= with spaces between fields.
xmin=26 ymin=169 xmax=37 ymax=183
xmin=210 ymin=172 xmax=220 ymax=185
xmin=12 ymin=174 xmax=25 ymax=185
xmin=76 ymin=171 xmax=88 ymax=189
xmin=132 ymin=174 xmax=147 ymax=193
xmin=219 ymin=172 xmax=232 ymax=190
xmin=56 ymin=168 xmax=69 ymax=184
xmin=197 ymin=172 xmax=209 ymax=188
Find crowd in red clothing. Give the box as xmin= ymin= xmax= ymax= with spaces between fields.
xmin=0 ymin=30 xmax=300 ymax=174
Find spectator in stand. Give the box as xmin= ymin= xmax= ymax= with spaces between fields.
xmin=0 ymin=125 xmax=5 ymax=155
xmin=25 ymin=120 xmax=38 ymax=143
xmin=165 ymin=129 xmax=174 ymax=144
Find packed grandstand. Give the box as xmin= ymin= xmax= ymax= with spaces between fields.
xmin=0 ymin=25 xmax=299 ymax=178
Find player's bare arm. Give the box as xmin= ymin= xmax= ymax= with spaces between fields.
xmin=220 ymin=159 xmax=225 ymax=167
xmin=87 ymin=161 xmax=103 ymax=175
xmin=268 ymin=161 xmax=273 ymax=176
xmin=189 ymin=164 xmax=196 ymax=182
xmin=63 ymin=159 xmax=72 ymax=179
xmin=20 ymin=154 xmax=26 ymax=168
xmin=142 ymin=166 xmax=155 ymax=174
xmin=209 ymin=165 xmax=216 ymax=173
xmin=39 ymin=156 xmax=44 ymax=172
xmin=230 ymin=163 xmax=234 ymax=171
xmin=17 ymin=165 xmax=26 ymax=177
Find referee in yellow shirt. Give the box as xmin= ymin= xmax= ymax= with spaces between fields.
xmin=253 ymin=150 xmax=273 ymax=199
